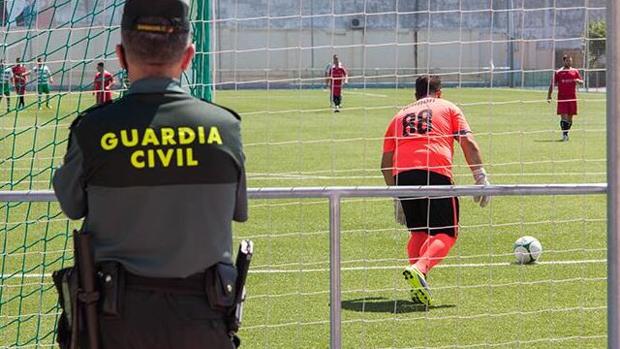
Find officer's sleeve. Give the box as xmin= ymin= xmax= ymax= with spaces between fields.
xmin=220 ymin=106 xmax=248 ymax=222
xmin=234 ymin=166 xmax=248 ymax=222
xmin=52 ymin=132 xmax=87 ymax=220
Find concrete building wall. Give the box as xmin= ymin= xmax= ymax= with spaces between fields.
xmin=214 ymin=27 xmax=560 ymax=87
xmin=0 ymin=0 xmax=605 ymax=89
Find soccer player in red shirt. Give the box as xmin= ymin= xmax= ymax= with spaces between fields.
xmin=547 ymin=55 xmax=584 ymax=141
xmin=12 ymin=58 xmax=29 ymax=110
xmin=94 ymin=62 xmax=115 ymax=105
xmin=381 ymin=75 xmax=490 ymax=306
xmin=325 ymin=54 xmax=348 ymax=112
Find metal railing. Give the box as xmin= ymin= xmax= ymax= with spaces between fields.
xmin=0 ymin=184 xmax=608 ymax=348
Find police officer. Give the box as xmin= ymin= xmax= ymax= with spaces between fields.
xmin=52 ymin=0 xmax=247 ymax=348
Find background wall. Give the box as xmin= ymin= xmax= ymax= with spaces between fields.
xmin=214 ymin=0 xmax=606 ymax=88
xmin=0 ymin=0 xmax=606 ymax=89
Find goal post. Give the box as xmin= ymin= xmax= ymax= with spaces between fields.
xmin=190 ymin=0 xmax=213 ymax=102
xmin=607 ymin=0 xmax=620 ymax=346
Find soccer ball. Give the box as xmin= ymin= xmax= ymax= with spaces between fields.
xmin=513 ymin=236 xmax=543 ymax=264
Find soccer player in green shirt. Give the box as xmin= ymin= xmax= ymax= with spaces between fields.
xmin=119 ymin=68 xmax=130 ymax=97
xmin=33 ymin=58 xmax=54 ymax=109
xmin=0 ymin=59 xmax=13 ymax=112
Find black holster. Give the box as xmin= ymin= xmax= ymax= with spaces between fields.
xmin=205 ymin=262 xmax=240 ymax=347
xmin=52 ymin=267 xmax=80 ymax=349
xmin=52 ymin=230 xmax=101 ymax=349
xmin=97 ymin=262 xmax=125 ymax=319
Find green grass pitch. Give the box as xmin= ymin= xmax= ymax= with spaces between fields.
xmin=0 ymin=87 xmax=607 ymax=348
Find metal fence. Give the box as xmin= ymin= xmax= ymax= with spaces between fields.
xmin=0 ymin=184 xmax=609 ymax=348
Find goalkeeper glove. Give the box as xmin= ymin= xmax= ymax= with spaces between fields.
xmin=394 ymin=199 xmax=407 ymax=226
xmin=472 ymin=168 xmax=491 ymax=208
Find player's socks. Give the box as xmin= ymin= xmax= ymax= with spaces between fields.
xmin=407 ymin=232 xmax=429 ymax=264
xmin=560 ymin=119 xmax=571 ymax=138
xmin=566 ymin=121 xmax=572 ymax=136
xmin=413 ymin=233 xmax=456 ymax=275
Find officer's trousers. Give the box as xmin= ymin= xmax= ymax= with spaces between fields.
xmin=94 ymin=288 xmax=235 ymax=349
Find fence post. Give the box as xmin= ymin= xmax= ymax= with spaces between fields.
xmin=329 ymin=193 xmax=342 ymax=349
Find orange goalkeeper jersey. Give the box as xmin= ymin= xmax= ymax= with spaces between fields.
xmin=382 ymin=97 xmax=471 ymax=179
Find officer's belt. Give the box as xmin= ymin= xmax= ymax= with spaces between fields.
xmin=125 ymin=271 xmax=206 ymax=295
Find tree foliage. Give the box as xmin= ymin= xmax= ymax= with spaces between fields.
xmin=587 ymin=20 xmax=606 ymax=67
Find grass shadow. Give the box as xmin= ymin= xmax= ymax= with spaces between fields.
xmin=510 ymin=261 xmax=541 ymax=266
xmin=342 ymin=297 xmax=455 ymax=314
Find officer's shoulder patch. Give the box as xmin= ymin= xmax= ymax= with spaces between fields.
xmin=200 ymin=98 xmax=242 ymax=121
xmin=70 ymin=100 xmax=117 ymax=129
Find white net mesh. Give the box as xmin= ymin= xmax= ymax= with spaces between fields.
xmin=214 ymin=0 xmax=607 ymax=347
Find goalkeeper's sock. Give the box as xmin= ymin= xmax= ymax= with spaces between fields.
xmin=407 ymin=232 xmax=429 ymax=264
xmin=414 ymin=233 xmax=456 ymax=275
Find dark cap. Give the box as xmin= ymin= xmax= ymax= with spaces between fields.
xmin=121 ymin=0 xmax=190 ymax=34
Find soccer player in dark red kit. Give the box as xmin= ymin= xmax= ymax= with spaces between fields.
xmin=326 ymin=54 xmax=347 ymax=112
xmin=381 ymin=75 xmax=490 ymax=306
xmin=547 ymin=55 xmax=584 ymax=142
xmin=94 ymin=61 xmax=115 ymax=105
xmin=12 ymin=58 xmax=29 ymax=110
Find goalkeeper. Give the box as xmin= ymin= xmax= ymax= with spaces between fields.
xmin=381 ymin=75 xmax=490 ymax=306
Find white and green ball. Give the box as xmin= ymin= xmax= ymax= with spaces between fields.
xmin=513 ymin=236 xmax=543 ymax=264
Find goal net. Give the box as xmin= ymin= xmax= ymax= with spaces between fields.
xmin=0 ymin=0 xmax=608 ymax=348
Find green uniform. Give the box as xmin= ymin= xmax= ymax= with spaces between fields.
xmin=37 ymin=84 xmax=50 ymax=94
xmin=50 ymin=0 xmax=240 ymax=347
xmin=2 ymin=67 xmax=12 ymax=96
xmin=34 ymin=64 xmax=51 ymax=88
xmin=34 ymin=64 xmax=52 ymax=107
xmin=54 ymin=77 xmax=247 ymax=276
xmin=53 ymin=77 xmax=246 ymax=349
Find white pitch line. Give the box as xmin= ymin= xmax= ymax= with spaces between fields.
xmin=344 ymin=90 xmax=390 ymax=98
xmin=1 ymin=259 xmax=605 ymax=280
xmin=250 ymin=258 xmax=606 ymax=274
